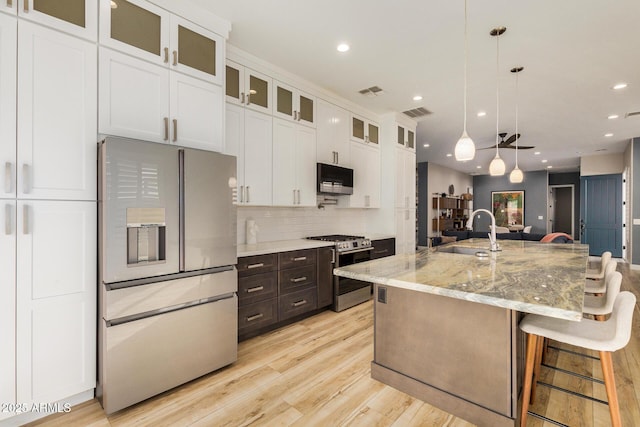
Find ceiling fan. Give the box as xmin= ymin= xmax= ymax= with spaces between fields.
xmin=480 ymin=132 xmax=535 ymax=149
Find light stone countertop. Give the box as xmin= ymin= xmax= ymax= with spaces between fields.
xmin=334 ymin=239 xmax=589 ymax=321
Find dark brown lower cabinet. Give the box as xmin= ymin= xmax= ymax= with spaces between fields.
xmin=317 ymin=247 xmax=334 ymax=308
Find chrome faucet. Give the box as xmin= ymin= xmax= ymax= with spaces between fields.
xmin=466 ymin=208 xmax=500 ymax=252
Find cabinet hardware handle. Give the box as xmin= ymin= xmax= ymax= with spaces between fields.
xmin=336 ymin=152 xmax=339 ymax=164
xmin=23 ymin=0 xmax=27 ymax=12
xmin=374 ymin=249 xmax=388 ymax=254
xmin=293 ymin=256 xmax=307 ymax=261
xmin=163 ymin=47 xmax=169 ymax=63
xmin=247 ymin=262 xmax=264 ymax=269
xmin=22 ymin=204 xmax=28 ymax=234
xmin=239 ymin=185 xmax=244 ymax=203
xmin=246 ymin=313 xmax=264 ymax=322
xmin=246 ymin=285 xmax=264 ymax=293
xmin=7 ymin=0 xmax=12 ymax=8
xmin=246 ymin=186 xmax=250 ymax=203
xmin=172 ymin=50 xmax=178 ymax=66
xmin=293 ymin=189 xmax=296 ymax=204
xmin=293 ymin=111 xmax=297 ymax=121
xmin=241 ymin=92 xmax=245 ymax=104
xmin=163 ymin=117 xmax=169 ymax=141
xmin=172 ymin=119 xmax=177 ymax=142
xmin=365 ymin=195 xmax=370 ymax=207
xmin=22 ymin=164 xmax=29 ymax=194
xmin=330 ymin=248 xmax=335 ymax=264
xmin=5 ymin=204 xmax=12 ymax=235
xmin=291 ymin=276 xmax=307 ymax=283
xmin=4 ymin=162 xmax=12 ymax=193
xmin=246 ymin=93 xmax=251 ymax=105
xmin=291 ymin=299 xmax=307 ymax=307
xmin=365 ymin=135 xmax=369 ymax=143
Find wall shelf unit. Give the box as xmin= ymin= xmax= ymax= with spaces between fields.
xmin=432 ymin=196 xmax=470 ymax=232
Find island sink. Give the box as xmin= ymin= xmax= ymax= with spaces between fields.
xmin=435 ymin=245 xmax=490 ymax=257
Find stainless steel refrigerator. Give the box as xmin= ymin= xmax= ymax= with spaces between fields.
xmin=97 ymin=136 xmax=238 ymax=414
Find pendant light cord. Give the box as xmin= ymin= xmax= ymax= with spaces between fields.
xmin=514 ymin=70 xmax=519 ymax=167
xmin=495 ymin=32 xmax=500 ymax=157
xmin=463 ymin=0 xmax=468 ymax=131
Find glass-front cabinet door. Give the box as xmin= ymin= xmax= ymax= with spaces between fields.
xmin=397 ymin=126 xmax=405 ymax=146
xmin=19 ymin=0 xmax=97 ymax=41
xmin=351 ymin=114 xmax=378 ymax=145
xmin=407 ymin=130 xmax=415 ymax=149
xmin=170 ymin=15 xmax=223 ymax=85
xmin=368 ymin=122 xmax=379 ymax=144
xmin=274 ymin=81 xmax=315 ymax=127
xmin=225 ymin=60 xmax=271 ymax=114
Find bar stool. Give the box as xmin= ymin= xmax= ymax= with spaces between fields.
xmin=583 ymin=271 xmax=622 ymax=320
xmin=585 ymin=260 xmax=617 ymax=295
xmin=519 ymin=291 xmax=636 ymax=427
xmin=585 ymin=251 xmax=612 ymax=280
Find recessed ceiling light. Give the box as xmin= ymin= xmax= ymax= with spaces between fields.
xmin=547 ymin=165 xmax=553 ymax=169
xmin=413 ymin=95 xmax=423 ymax=101
xmin=534 ymin=151 xmax=540 ymax=155
xmin=446 ymin=153 xmax=452 ymax=157
xmin=477 ymin=111 xmax=487 ymax=117
xmin=423 ymin=143 xmax=430 ymax=148
xmin=541 ymin=159 xmax=548 ymax=163
xmin=613 ymin=83 xmax=628 ymax=90
xmin=608 ymin=114 xmax=619 ymax=119
xmin=337 ymin=43 xmax=350 ymax=52
xmin=604 ymin=133 xmax=613 ymax=137
xmin=476 ymin=165 xmax=482 ymax=169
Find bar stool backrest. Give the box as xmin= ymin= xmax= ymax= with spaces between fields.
xmin=608 ymin=292 xmax=636 ymax=352
xmin=599 ymin=251 xmax=612 ymax=274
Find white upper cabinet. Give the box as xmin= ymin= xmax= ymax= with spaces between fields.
xmin=351 ymin=114 xmax=379 ymax=146
xmin=273 ymin=80 xmax=316 ymax=128
xmin=272 ymin=117 xmax=316 ymax=206
xmin=1 ymin=0 xmax=15 ymax=15
xmin=16 ymin=0 xmax=97 ymax=41
xmin=100 ymin=0 xmax=223 ymax=84
xmin=316 ymin=99 xmax=350 ymax=166
xmin=17 ymin=21 xmax=96 ymax=201
xmin=347 ymin=142 xmax=380 ymax=208
xmin=0 ymin=13 xmax=16 ymax=199
xmin=226 ymin=104 xmax=273 ymax=206
xmin=395 ymin=207 xmax=416 ymax=255
xmin=395 ymin=148 xmax=416 ymax=209
xmin=397 ymin=124 xmax=415 ymax=151
xmin=225 ymin=60 xmax=272 ymax=114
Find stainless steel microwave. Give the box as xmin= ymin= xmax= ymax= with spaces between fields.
xmin=317 ymin=163 xmax=354 ymax=195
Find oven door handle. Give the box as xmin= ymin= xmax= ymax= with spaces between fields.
xmin=339 ymin=247 xmax=375 ymax=255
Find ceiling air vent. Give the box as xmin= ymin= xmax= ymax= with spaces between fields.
xmin=625 ymin=111 xmax=640 ymax=118
xmin=358 ymin=86 xmax=384 ymax=97
xmin=403 ymin=107 xmax=432 ymax=118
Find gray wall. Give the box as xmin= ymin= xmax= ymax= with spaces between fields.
xmin=633 ymin=138 xmax=640 ymax=265
xmin=472 ymin=170 xmax=548 ymax=234
xmin=417 ymin=162 xmax=429 ymax=246
xmin=548 ymin=172 xmax=581 ymax=238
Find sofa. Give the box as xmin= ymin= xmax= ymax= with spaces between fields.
xmin=431 ymin=229 xmax=573 ymax=246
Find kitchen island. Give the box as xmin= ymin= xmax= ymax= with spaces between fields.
xmin=333 ymin=239 xmax=588 ymax=427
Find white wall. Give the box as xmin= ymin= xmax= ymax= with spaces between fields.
xmin=580 ymin=153 xmax=624 ymax=176
xmin=427 ymin=163 xmax=473 ymax=236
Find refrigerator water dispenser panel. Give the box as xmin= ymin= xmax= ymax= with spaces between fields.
xmin=126 ymin=207 xmax=166 ymax=265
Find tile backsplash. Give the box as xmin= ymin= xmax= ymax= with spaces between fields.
xmin=237 ymin=205 xmax=367 ymax=244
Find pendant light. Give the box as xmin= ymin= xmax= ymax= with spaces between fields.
xmin=454 ymin=0 xmax=475 ymax=161
xmin=489 ymin=27 xmax=506 ymax=176
xmin=509 ymin=66 xmax=524 ymax=183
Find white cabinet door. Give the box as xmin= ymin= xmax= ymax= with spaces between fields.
xmin=99 ymin=47 xmax=169 ymax=143
xmin=272 ymin=118 xmax=296 ymax=206
xmin=1 ymin=0 xmax=16 ymax=14
xmin=0 ymin=14 xmax=16 ymax=198
xmin=316 ymin=99 xmax=350 ymax=166
xmin=18 ymin=0 xmax=97 ymax=41
xmin=17 ymin=22 xmax=96 ymax=201
xmin=225 ymin=60 xmax=272 ymax=114
xmin=295 ymin=125 xmax=317 ymax=206
xmin=395 ymin=208 xmax=416 ymax=255
xmin=16 ymin=200 xmax=96 ymax=404
xmin=395 ymin=149 xmax=416 ymax=208
xmin=273 ymin=80 xmax=315 ymax=128
xmin=351 ymin=114 xmax=379 ymax=146
xmin=170 ymin=72 xmax=223 ymax=152
xmin=0 ymin=200 xmax=15 ymax=421
xmin=242 ymin=109 xmax=272 ymax=206
xmin=349 ymin=142 xmax=380 ymax=208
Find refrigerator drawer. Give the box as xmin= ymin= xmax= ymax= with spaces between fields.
xmin=279 ymin=288 xmax=317 ymax=321
xmin=99 ymin=295 xmax=237 ymax=415
xmin=104 ymin=269 xmax=237 ymax=320
xmin=238 ymin=271 xmax=277 ymax=306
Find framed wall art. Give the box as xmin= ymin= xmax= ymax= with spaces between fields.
xmin=491 ymin=191 xmax=524 ymax=227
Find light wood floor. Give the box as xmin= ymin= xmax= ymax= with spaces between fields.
xmin=28 ymin=263 xmax=640 ymax=427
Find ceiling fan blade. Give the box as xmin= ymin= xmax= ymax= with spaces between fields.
xmin=505 ymin=133 xmax=521 ymax=145
xmin=516 ymin=145 xmax=535 ymax=149
xmin=478 ymin=145 xmax=498 ymax=150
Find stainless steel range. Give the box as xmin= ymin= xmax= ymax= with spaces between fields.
xmin=307 ymin=235 xmax=373 ymax=312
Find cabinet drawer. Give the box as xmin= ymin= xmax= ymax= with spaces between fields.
xmin=238 ymin=272 xmax=277 ymax=306
xmin=279 ymin=265 xmax=316 ymax=294
xmin=371 ymin=238 xmax=396 ymax=259
xmin=278 ymin=248 xmax=316 ymax=270
xmin=279 ymin=288 xmax=317 ymax=321
xmin=237 ymin=253 xmax=278 ymax=277
xmin=238 ymin=298 xmax=278 ymax=333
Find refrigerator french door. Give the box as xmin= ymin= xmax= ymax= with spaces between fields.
xmin=97 ymin=137 xmax=238 ymax=414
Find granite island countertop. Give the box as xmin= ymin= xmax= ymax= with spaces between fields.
xmin=334 ymin=238 xmax=589 ymax=321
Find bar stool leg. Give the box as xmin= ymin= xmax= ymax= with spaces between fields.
xmin=520 ymin=333 xmax=538 ymax=427
xmin=530 ymin=335 xmax=545 ymax=404
xmin=600 ymin=351 xmax=622 ymax=427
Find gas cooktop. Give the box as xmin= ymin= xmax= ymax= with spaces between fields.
xmin=307 ymin=235 xmax=372 ymax=252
